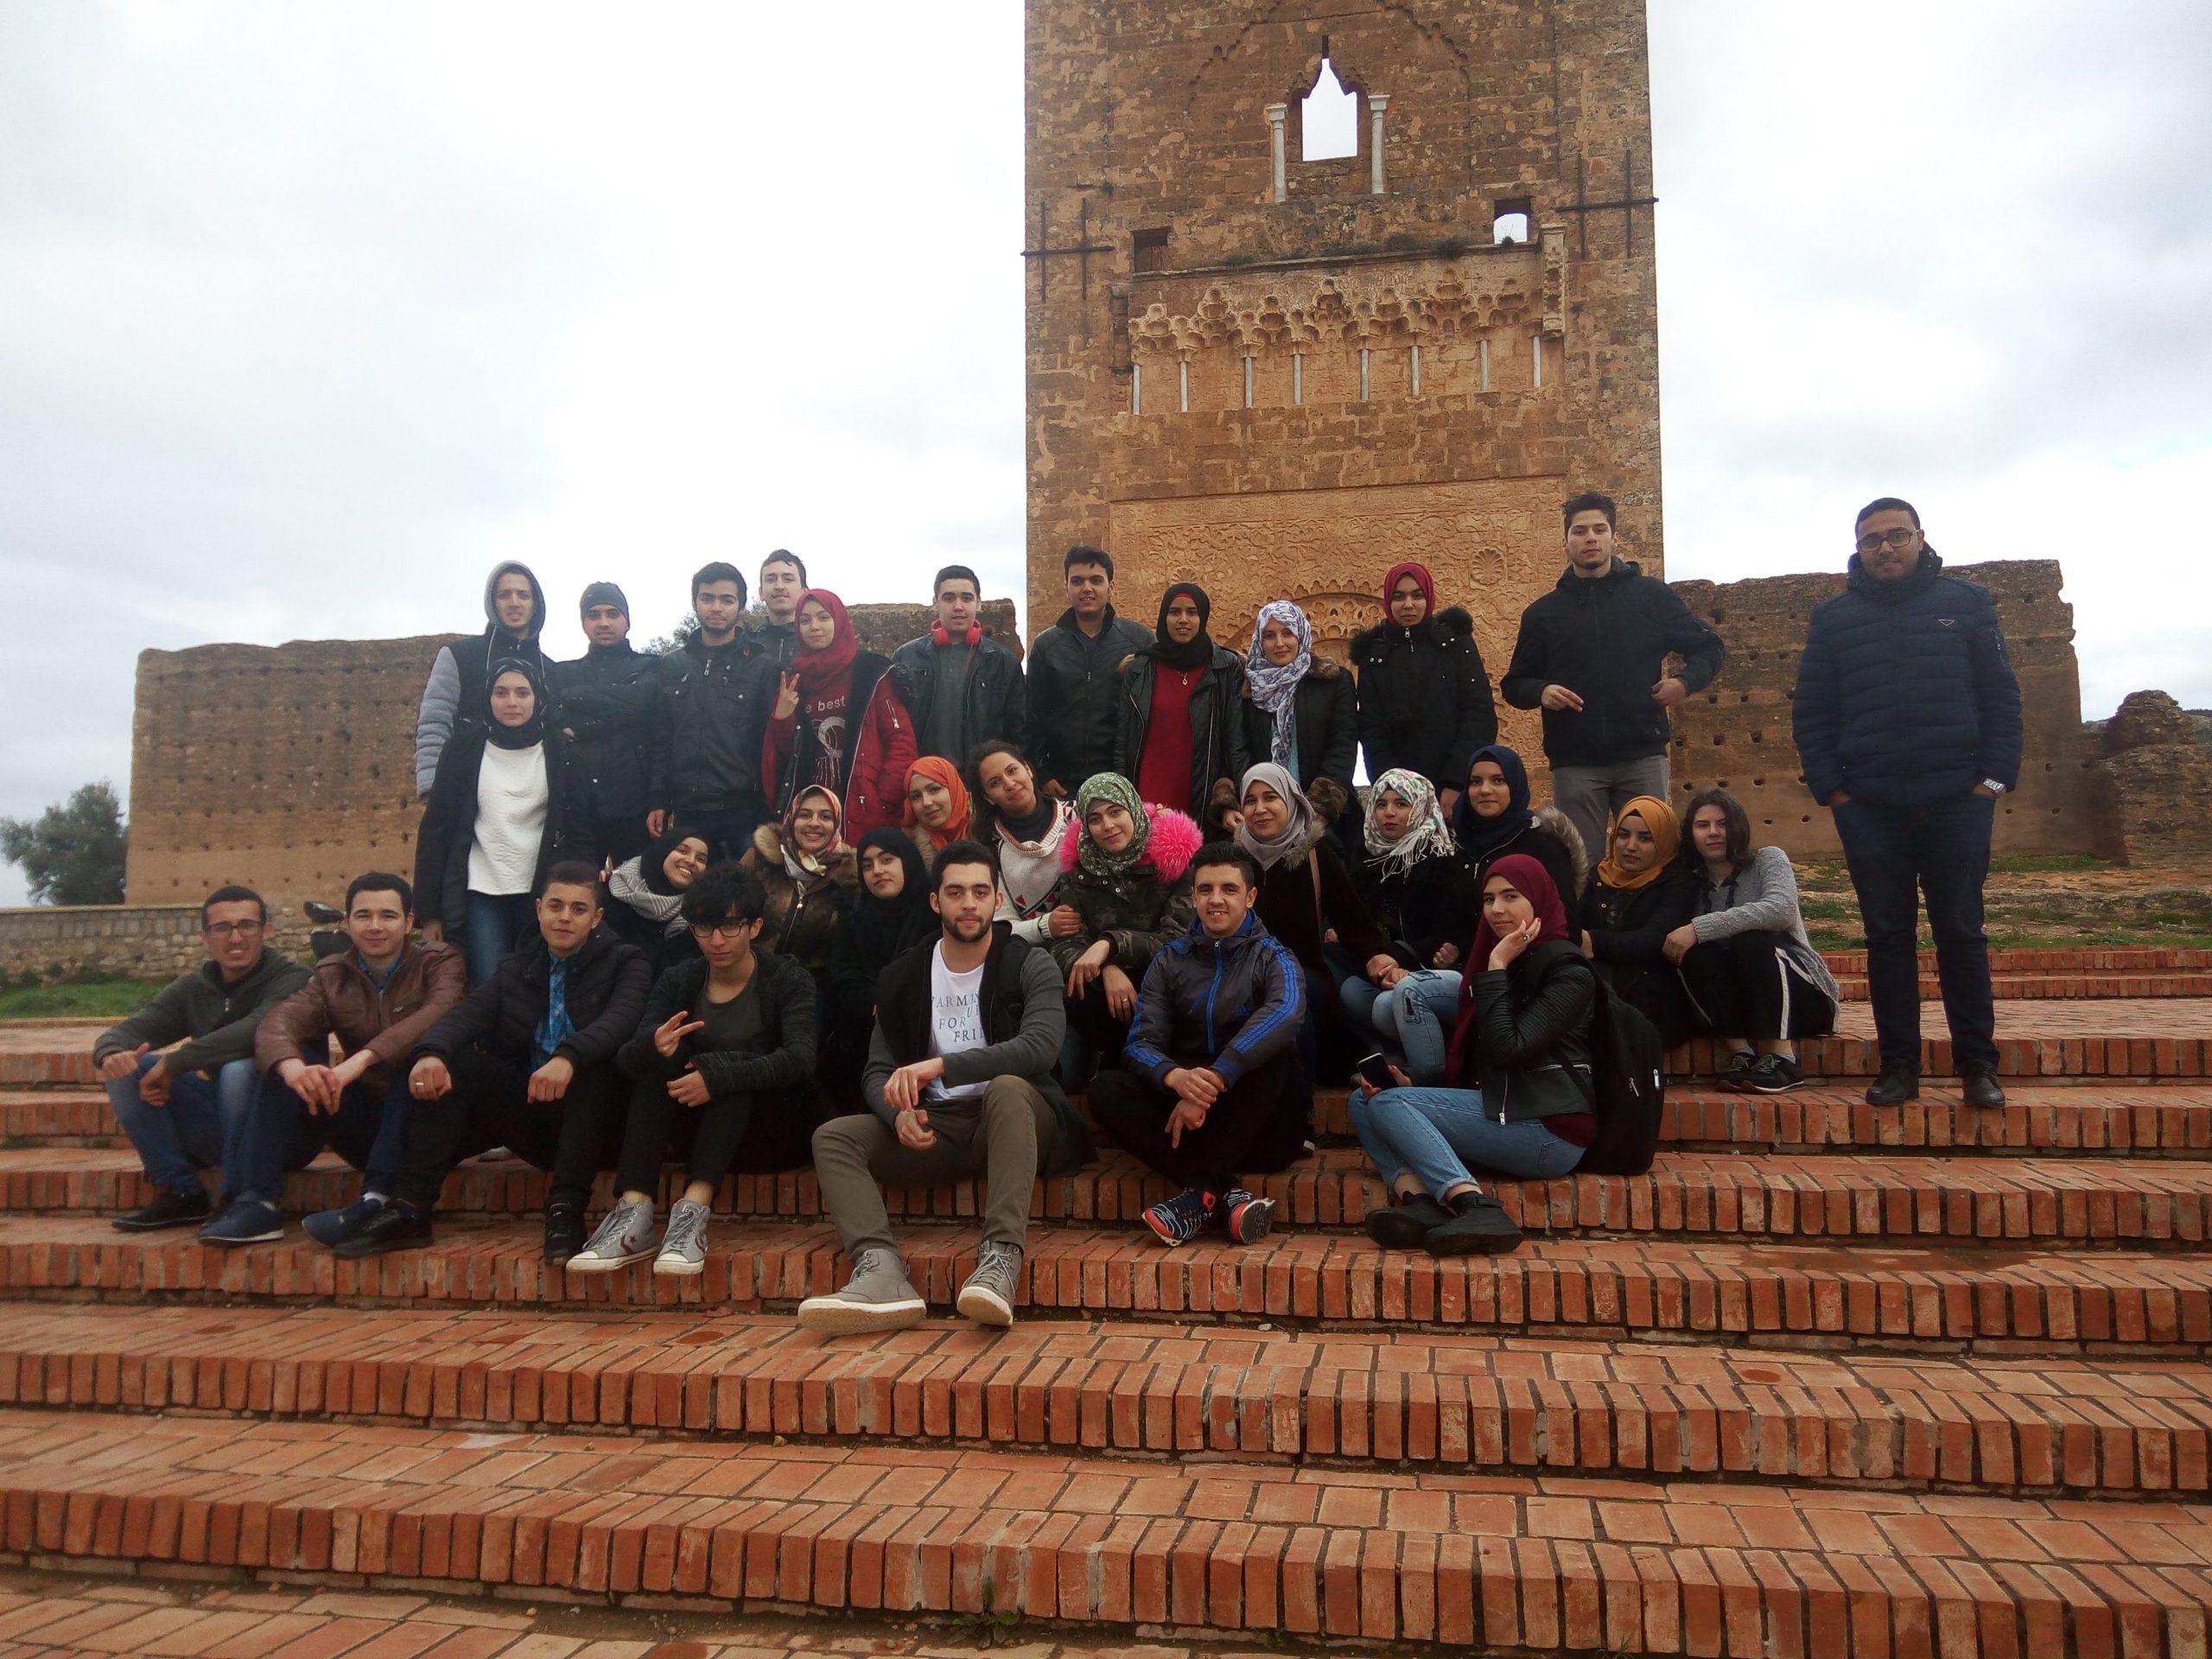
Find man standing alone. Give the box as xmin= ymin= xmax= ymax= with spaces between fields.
xmin=1502 ymin=493 xmax=1725 ymax=858
xmin=1792 ymin=497 xmax=2022 ymax=1109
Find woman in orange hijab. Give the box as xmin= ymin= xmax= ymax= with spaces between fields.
xmin=901 ymin=756 xmax=972 ymax=852
xmin=1573 ymin=793 xmax=1697 ymax=1046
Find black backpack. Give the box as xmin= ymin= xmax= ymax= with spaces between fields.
xmin=1575 ymin=975 xmax=1667 ymax=1175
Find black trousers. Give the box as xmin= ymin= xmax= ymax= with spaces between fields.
xmin=614 ymin=1071 xmax=818 ymax=1194
xmin=1595 ymin=959 xmax=1698 ymax=1051
xmin=1087 ymin=1050 xmax=1310 ymax=1198
xmin=1680 ymin=931 xmax=1838 ymax=1043
xmin=397 ymin=1047 xmax=625 ymax=1212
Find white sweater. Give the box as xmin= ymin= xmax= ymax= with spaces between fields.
xmin=992 ymin=803 xmax=1073 ymax=943
xmin=467 ymin=742 xmax=550 ymax=896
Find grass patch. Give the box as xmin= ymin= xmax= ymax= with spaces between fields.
xmin=0 ymin=977 xmax=167 ymax=1022
xmin=1988 ymin=852 xmax=2112 ymax=875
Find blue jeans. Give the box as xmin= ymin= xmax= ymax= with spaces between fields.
xmin=463 ymin=889 xmax=535 ymax=986
xmin=1338 ymin=969 xmax=1463 ymax=1084
xmin=105 ymin=1053 xmax=257 ymax=1197
xmin=1350 ymin=1084 xmax=1586 ymax=1198
xmin=232 ymin=1068 xmax=408 ymax=1206
xmin=1834 ymin=793 xmax=1997 ymax=1072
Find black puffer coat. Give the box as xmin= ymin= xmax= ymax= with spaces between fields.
xmin=413 ymin=926 xmax=651 ymax=1071
xmin=556 ymin=641 xmax=657 ymax=826
xmin=1351 ymin=606 xmax=1497 ymax=794
xmin=1501 ymin=560 xmax=1726 ymax=767
xmin=1242 ymin=658 xmax=1358 ymax=809
xmin=1026 ymin=607 xmax=1154 ymax=793
xmin=1790 ymin=546 xmax=2024 ymax=807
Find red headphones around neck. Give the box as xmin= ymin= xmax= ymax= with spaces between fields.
xmin=931 ymin=619 xmax=983 ymax=646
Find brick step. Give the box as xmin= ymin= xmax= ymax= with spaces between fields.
xmin=5 ymin=1217 xmax=2211 ymax=1352
xmin=8 ymin=1405 xmax=2212 ymax=1655
xmin=10 ymin=1301 xmax=2212 ymax=1498
xmin=1822 ymin=946 xmax=2212 ymax=976
xmin=1833 ymin=972 xmax=2212 ymax=1001
xmin=13 ymin=1147 xmax=2212 ymax=1251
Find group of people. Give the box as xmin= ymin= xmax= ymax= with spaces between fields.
xmin=90 ymin=491 xmax=2024 ymax=1325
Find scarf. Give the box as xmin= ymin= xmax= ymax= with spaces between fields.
xmin=782 ymin=785 xmax=849 ymax=880
xmin=1233 ymin=762 xmax=1315 ymax=872
xmin=607 ymin=828 xmax=698 ymax=938
xmin=791 ymin=588 xmax=859 ymax=695
xmin=850 ymin=826 xmax=935 ymax=967
xmin=1147 ymin=582 xmax=1216 ymax=671
xmin=1244 ymin=600 xmax=1312 ymax=770
xmin=1451 ymin=743 xmax=1535 ymax=859
xmin=533 ymin=954 xmax=575 ymax=1067
xmin=1595 ymin=794 xmax=1681 ymax=893
xmin=484 ymin=657 xmax=549 ymax=750
xmin=995 ymin=791 xmax=1059 ymax=846
xmin=1363 ymin=768 xmax=1456 ymax=876
xmin=902 ymin=755 xmax=972 ymax=850
xmin=1072 ymin=772 xmax=1154 ymax=880
xmin=1382 ymin=561 xmax=1436 ymax=622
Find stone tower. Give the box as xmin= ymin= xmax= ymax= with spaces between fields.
xmin=1024 ymin=0 xmax=1662 ymax=713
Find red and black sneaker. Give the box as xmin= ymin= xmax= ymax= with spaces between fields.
xmin=1219 ymin=1187 xmax=1276 ymax=1244
xmin=1142 ymin=1186 xmax=1213 ymax=1246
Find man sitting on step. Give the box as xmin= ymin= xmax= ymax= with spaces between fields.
xmin=92 ymin=884 xmax=310 ymax=1233
xmin=1087 ymin=842 xmax=1309 ymax=1247
xmin=798 ymin=839 xmax=1092 ymax=1334
xmin=201 ymin=873 xmax=467 ymax=1246
xmin=317 ymin=861 xmax=650 ymax=1262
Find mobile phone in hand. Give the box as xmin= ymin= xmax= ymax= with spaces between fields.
xmin=1356 ymin=1052 xmax=1395 ymax=1090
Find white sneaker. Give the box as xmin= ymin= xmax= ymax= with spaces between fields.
xmin=653 ymin=1198 xmax=710 ymax=1276
xmin=565 ymin=1198 xmax=655 ymax=1273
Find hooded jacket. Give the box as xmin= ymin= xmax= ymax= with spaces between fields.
xmin=1241 ymin=656 xmax=1358 ymax=809
xmin=1501 ymin=558 xmax=1726 ymax=767
xmin=255 ymin=939 xmax=468 ymax=1094
xmin=92 ymin=949 xmax=311 ymax=1077
xmin=1045 ymin=807 xmax=1201 ymax=981
xmin=1115 ymin=645 xmax=1251 ymax=821
xmin=1790 ymin=546 xmax=2024 ymax=806
xmin=412 ymin=925 xmax=651 ymax=1071
xmin=651 ymin=630 xmax=778 ymax=811
xmin=885 ymin=631 xmax=1028 ymax=765
xmin=1350 ymin=605 xmax=1498 ymax=793
xmin=414 ymin=561 xmax=551 ymax=798
xmin=1123 ymin=911 xmax=1306 ymax=1090
xmin=745 ymin=822 xmax=859 ymax=976
xmin=861 ymin=928 xmax=1093 ymax=1176
xmin=556 ymin=639 xmax=658 ymax=827
xmin=1026 ymin=606 xmax=1155 ymax=791
xmin=615 ymin=949 xmax=818 ymax=1097
xmin=412 ymin=721 xmax=575 ymax=927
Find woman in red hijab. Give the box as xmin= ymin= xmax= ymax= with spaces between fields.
xmin=1348 ymin=558 xmax=1497 ymax=815
xmin=763 ymin=588 xmax=893 ymax=817
xmin=1347 ymin=852 xmax=1599 ymax=1257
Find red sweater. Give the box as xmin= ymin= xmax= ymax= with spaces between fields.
xmin=1137 ymin=664 xmax=1201 ymax=810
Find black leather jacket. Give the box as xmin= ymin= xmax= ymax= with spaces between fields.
xmin=1471 ymin=940 xmax=1597 ymax=1124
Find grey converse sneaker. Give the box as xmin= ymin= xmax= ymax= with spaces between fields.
xmin=956 ymin=1240 xmax=1022 ymax=1327
xmin=654 ymin=1198 xmax=710 ymax=1276
xmin=565 ymin=1198 xmax=656 ymax=1273
xmin=798 ymin=1248 xmax=928 ymax=1335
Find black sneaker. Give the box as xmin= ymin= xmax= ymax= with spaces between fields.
xmin=198 ymin=1199 xmax=283 ymax=1246
xmin=113 ymin=1187 xmax=213 ymax=1233
xmin=303 ymin=1193 xmax=389 ymax=1249
xmin=543 ymin=1197 xmax=586 ymax=1267
xmin=1423 ymin=1189 xmax=1524 ymax=1256
xmin=1716 ymin=1050 xmax=1759 ymax=1091
xmin=1142 ymin=1186 xmax=1213 ymax=1247
xmin=1742 ymin=1053 xmax=1806 ymax=1094
xmin=331 ymin=1202 xmax=433 ymax=1259
xmin=1865 ymin=1069 xmax=1920 ymax=1106
xmin=1363 ymin=1192 xmax=1452 ymax=1250
xmin=1961 ymin=1068 xmax=2008 ymax=1109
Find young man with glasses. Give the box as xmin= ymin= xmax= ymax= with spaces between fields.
xmin=1792 ymin=497 xmax=2024 ymax=1109
xmin=92 ymin=885 xmax=310 ymax=1231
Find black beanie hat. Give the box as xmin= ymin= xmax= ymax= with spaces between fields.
xmin=580 ymin=581 xmax=630 ymax=618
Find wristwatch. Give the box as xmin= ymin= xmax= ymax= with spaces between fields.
xmin=1981 ymin=779 xmax=2007 ymax=795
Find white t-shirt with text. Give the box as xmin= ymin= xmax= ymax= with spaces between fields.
xmin=925 ymin=942 xmax=989 ymax=1102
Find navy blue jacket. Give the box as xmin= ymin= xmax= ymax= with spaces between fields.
xmin=1124 ymin=912 xmax=1304 ymax=1089
xmin=1502 ymin=560 xmax=1726 ymax=767
xmin=1790 ymin=547 xmax=2024 ymax=807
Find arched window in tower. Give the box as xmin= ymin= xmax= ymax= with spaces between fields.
xmin=1300 ymin=56 xmax=1357 ymax=161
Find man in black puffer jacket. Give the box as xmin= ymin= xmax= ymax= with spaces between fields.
xmin=1026 ymin=546 xmax=1153 ymax=797
xmin=1792 ymin=497 xmax=2023 ymax=1111
xmin=556 ymin=582 xmax=658 ymax=868
xmin=325 ymin=862 xmax=652 ymax=1263
xmin=1501 ymin=493 xmax=1726 ymax=857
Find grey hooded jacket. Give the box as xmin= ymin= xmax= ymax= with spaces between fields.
xmin=414 ymin=561 xmax=550 ymax=798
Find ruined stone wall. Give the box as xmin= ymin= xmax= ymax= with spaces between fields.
xmin=1027 ymin=0 xmax=1662 ymax=688
xmin=1669 ymin=560 xmax=2099 ymax=858
xmin=0 ymin=905 xmax=318 ymax=985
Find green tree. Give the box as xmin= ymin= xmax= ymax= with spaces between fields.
xmin=0 ymin=782 xmax=129 ymax=906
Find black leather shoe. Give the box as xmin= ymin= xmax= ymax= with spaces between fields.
xmin=1363 ymin=1192 xmax=1452 ymax=1250
xmin=1865 ymin=1069 xmax=1920 ymax=1106
xmin=543 ymin=1197 xmax=586 ymax=1267
xmin=331 ymin=1202 xmax=433 ymax=1259
xmin=1423 ymin=1190 xmax=1524 ymax=1257
xmin=1961 ymin=1068 xmax=2008 ymax=1109
xmin=113 ymin=1187 xmax=213 ymax=1232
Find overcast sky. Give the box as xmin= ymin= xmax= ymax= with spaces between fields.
xmin=3 ymin=1 xmax=2207 ymax=904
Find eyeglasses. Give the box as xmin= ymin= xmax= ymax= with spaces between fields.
xmin=201 ymin=920 xmax=264 ymax=938
xmin=1855 ymin=527 xmax=1920 ymax=554
xmin=689 ymin=920 xmax=750 ymax=940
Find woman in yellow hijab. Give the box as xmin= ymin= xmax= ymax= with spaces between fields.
xmin=1574 ymin=794 xmax=1699 ymax=1046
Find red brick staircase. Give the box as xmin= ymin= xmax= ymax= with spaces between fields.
xmin=2 ymin=948 xmax=2210 ymax=1655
